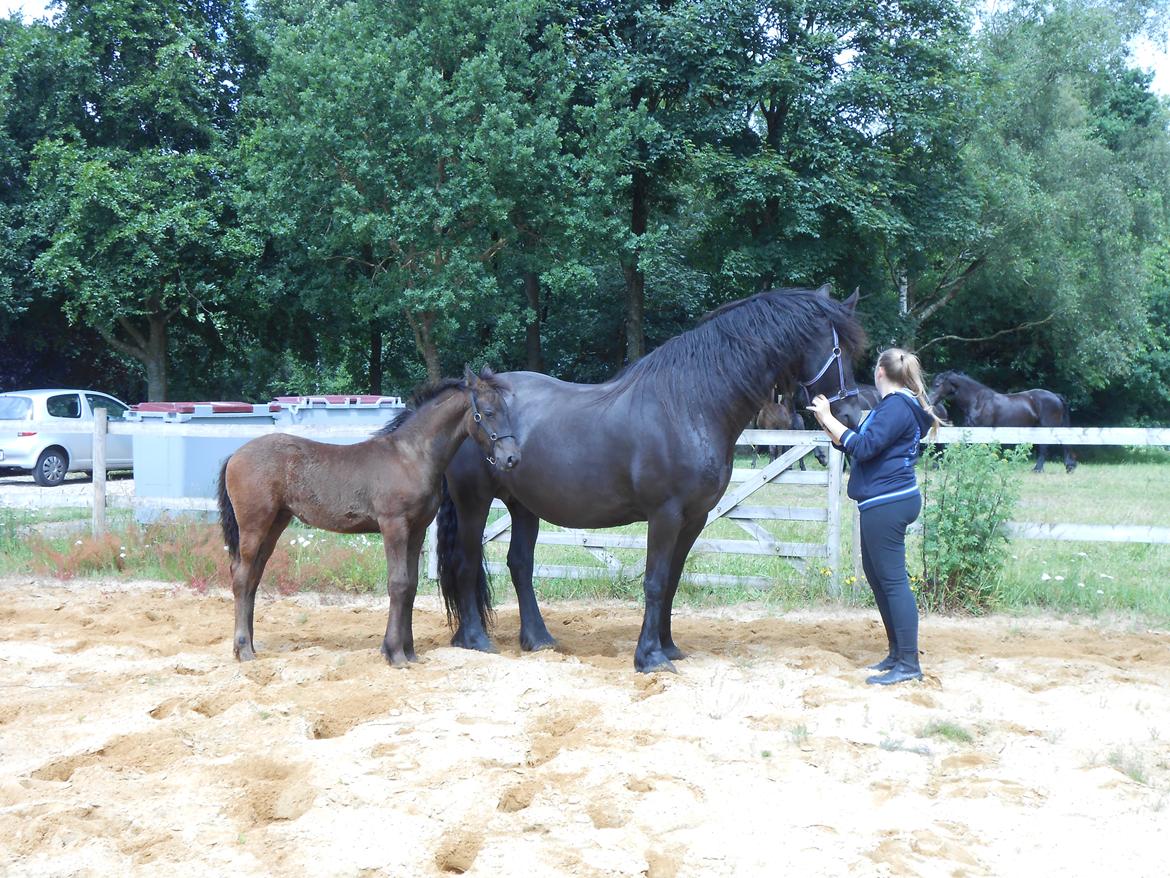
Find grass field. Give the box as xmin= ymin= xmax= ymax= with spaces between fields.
xmin=1 ymin=447 xmax=1168 ymax=623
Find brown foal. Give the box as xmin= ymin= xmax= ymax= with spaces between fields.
xmin=217 ymin=367 xmax=520 ymax=666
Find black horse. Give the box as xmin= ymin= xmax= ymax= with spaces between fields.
xmin=437 ymin=286 xmax=866 ymax=672
xmin=928 ymin=371 xmax=1075 ymax=473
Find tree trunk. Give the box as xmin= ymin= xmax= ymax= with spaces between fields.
xmin=623 ymin=166 xmax=649 ymax=362
xmin=102 ymin=313 xmax=169 ymax=400
xmin=523 ymin=270 xmax=545 ymax=372
xmin=369 ymin=324 xmax=383 ymax=395
xmin=406 ymin=310 xmax=441 ymax=382
xmin=143 ymin=315 xmax=168 ymax=401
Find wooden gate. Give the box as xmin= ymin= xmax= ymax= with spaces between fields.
xmin=439 ymin=430 xmax=846 ymax=592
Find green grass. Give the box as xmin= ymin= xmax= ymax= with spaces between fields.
xmin=1 ymin=451 xmax=1168 ymax=624
xmin=920 ymin=720 xmax=975 ymax=744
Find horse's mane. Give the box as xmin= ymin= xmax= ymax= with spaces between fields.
xmin=937 ymin=370 xmax=990 ymax=391
xmin=597 ymin=288 xmax=866 ymax=418
xmin=374 ymin=370 xmax=502 ymax=436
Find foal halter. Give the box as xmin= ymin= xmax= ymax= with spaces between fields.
xmin=798 ymin=325 xmax=859 ymax=406
xmin=468 ymin=391 xmax=515 ymax=466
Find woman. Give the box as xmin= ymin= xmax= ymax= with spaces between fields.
xmin=807 ymin=348 xmax=939 ymax=685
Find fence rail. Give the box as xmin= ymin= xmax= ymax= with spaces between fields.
xmin=3 ymin=423 xmax=1169 ymax=589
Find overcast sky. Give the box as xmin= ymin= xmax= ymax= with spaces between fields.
xmin=2 ymin=0 xmax=1168 ymax=95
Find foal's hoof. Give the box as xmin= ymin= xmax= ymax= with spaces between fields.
xmin=381 ymin=644 xmax=412 ymax=669
xmin=634 ymin=651 xmax=679 ymax=674
xmin=234 ymin=639 xmax=256 ymax=662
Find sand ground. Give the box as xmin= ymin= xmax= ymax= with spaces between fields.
xmin=1 ymin=576 xmax=1168 ymax=877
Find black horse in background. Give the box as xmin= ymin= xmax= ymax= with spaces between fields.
xmin=436 ymin=286 xmax=867 ymax=673
xmin=928 ymin=371 xmax=1075 ymax=473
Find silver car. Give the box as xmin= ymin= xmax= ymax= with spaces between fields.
xmin=0 ymin=389 xmax=134 ymax=486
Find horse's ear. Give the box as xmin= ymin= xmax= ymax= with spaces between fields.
xmin=814 ymin=283 xmax=832 ymax=298
xmin=463 ymin=363 xmax=479 ymax=388
xmin=844 ymin=287 xmax=860 ymax=312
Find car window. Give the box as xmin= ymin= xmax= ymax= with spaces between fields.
xmin=86 ymin=393 xmax=128 ymax=421
xmin=0 ymin=397 xmax=32 ymax=420
xmin=46 ymin=393 xmax=82 ymax=419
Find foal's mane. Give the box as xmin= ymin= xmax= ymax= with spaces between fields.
xmin=374 ymin=370 xmax=502 ymax=436
xmin=598 ymin=288 xmax=866 ymax=418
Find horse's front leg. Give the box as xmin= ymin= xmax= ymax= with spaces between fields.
xmin=506 ymin=502 xmax=556 ymax=652
xmin=635 ymin=508 xmax=685 ymax=673
xmin=658 ymin=516 xmax=707 ymax=662
xmin=379 ymin=519 xmax=414 ymax=668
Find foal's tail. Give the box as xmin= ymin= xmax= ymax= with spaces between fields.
xmin=217 ymin=457 xmax=240 ymax=562
xmin=435 ymin=476 xmax=494 ymax=630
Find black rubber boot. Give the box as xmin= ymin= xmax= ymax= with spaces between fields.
xmin=866 ymin=650 xmax=923 ymax=685
xmin=867 ymin=645 xmax=897 ymax=672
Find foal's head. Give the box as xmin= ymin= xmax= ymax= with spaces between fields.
xmin=463 ymin=366 xmax=520 ymax=471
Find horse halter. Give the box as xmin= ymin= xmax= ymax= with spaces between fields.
xmin=798 ymin=325 xmax=859 ymax=406
xmin=468 ymin=390 xmax=515 ymax=466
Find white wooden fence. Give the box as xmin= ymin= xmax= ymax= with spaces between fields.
xmin=3 ymin=421 xmax=1169 ymax=592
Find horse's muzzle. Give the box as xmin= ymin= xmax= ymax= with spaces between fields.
xmin=494 ymin=437 xmax=521 ymax=471
xmin=831 ymin=396 xmax=863 ymax=430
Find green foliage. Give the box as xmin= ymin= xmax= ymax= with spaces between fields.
xmin=919 ymin=443 xmax=1028 ymax=613
xmin=1 ymin=0 xmax=1168 ymax=420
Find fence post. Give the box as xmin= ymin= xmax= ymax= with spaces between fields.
xmin=92 ymin=408 xmax=107 ymax=537
xmin=425 ymin=519 xmax=438 ymax=581
xmin=827 ymin=443 xmax=843 ymax=596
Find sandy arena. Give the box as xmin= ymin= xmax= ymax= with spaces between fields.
xmin=1 ymin=576 xmax=1168 ymax=877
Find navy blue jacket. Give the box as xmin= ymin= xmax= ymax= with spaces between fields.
xmin=837 ymin=390 xmax=935 ymax=510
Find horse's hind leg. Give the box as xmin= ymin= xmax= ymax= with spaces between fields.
xmin=1034 ymin=444 xmax=1048 ymax=473
xmin=232 ymin=509 xmax=292 ymax=660
xmin=507 ymin=502 xmax=556 ymax=652
xmin=1063 ymin=445 xmax=1077 ymax=473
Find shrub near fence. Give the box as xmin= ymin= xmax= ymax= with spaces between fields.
xmin=919 ymin=443 xmax=1029 ymax=613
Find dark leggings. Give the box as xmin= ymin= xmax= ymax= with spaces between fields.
xmin=859 ymin=494 xmax=922 ymax=656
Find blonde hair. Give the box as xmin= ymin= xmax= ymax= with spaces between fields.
xmin=877 ymin=348 xmax=942 ymax=435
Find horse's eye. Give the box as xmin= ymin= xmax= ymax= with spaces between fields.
xmin=484 ymin=410 xmax=495 ymax=418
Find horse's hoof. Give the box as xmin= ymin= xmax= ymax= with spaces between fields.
xmin=520 ymin=632 xmax=558 ymax=653
xmin=381 ymin=645 xmax=411 ymax=668
xmin=662 ymin=644 xmax=686 ymax=662
xmin=635 ymin=652 xmax=678 ymax=674
xmin=234 ymin=640 xmax=256 ymax=662
xmin=450 ymin=631 xmax=497 ymax=653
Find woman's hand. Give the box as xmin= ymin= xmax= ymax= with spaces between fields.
xmin=806 ymin=394 xmax=832 ymax=423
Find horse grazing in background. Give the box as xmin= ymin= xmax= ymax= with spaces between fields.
xmin=437 ymin=285 xmax=866 ymax=673
xmin=928 ymin=370 xmax=1075 ymax=473
xmin=216 ymin=367 xmax=521 ymax=666
xmin=750 ymin=394 xmax=808 ymax=470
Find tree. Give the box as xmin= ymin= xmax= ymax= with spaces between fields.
xmin=25 ymin=0 xmax=259 ymax=400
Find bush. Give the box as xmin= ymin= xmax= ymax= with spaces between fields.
xmin=918 ymin=443 xmax=1027 ymax=613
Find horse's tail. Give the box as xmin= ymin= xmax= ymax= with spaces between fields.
xmin=435 ymin=476 xmax=494 ymax=630
xmin=1058 ymin=393 xmax=1071 ymax=427
xmin=217 ymin=457 xmax=240 ymax=562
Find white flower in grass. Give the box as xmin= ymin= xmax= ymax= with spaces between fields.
xmin=1054 ymin=575 xmax=1064 ymax=581
xmin=1040 ymin=573 xmax=1051 ymax=581
xmin=75 ymin=540 xmax=82 ymax=546
xmin=1077 ymin=582 xmax=1085 ymax=588
xmin=119 ymin=553 xmax=126 ymax=559
xmin=1096 ymin=589 xmax=1104 ymax=595
xmin=1099 ymin=573 xmax=1115 ymax=580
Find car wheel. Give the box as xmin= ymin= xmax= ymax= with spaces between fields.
xmin=33 ymin=448 xmax=68 ymax=487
